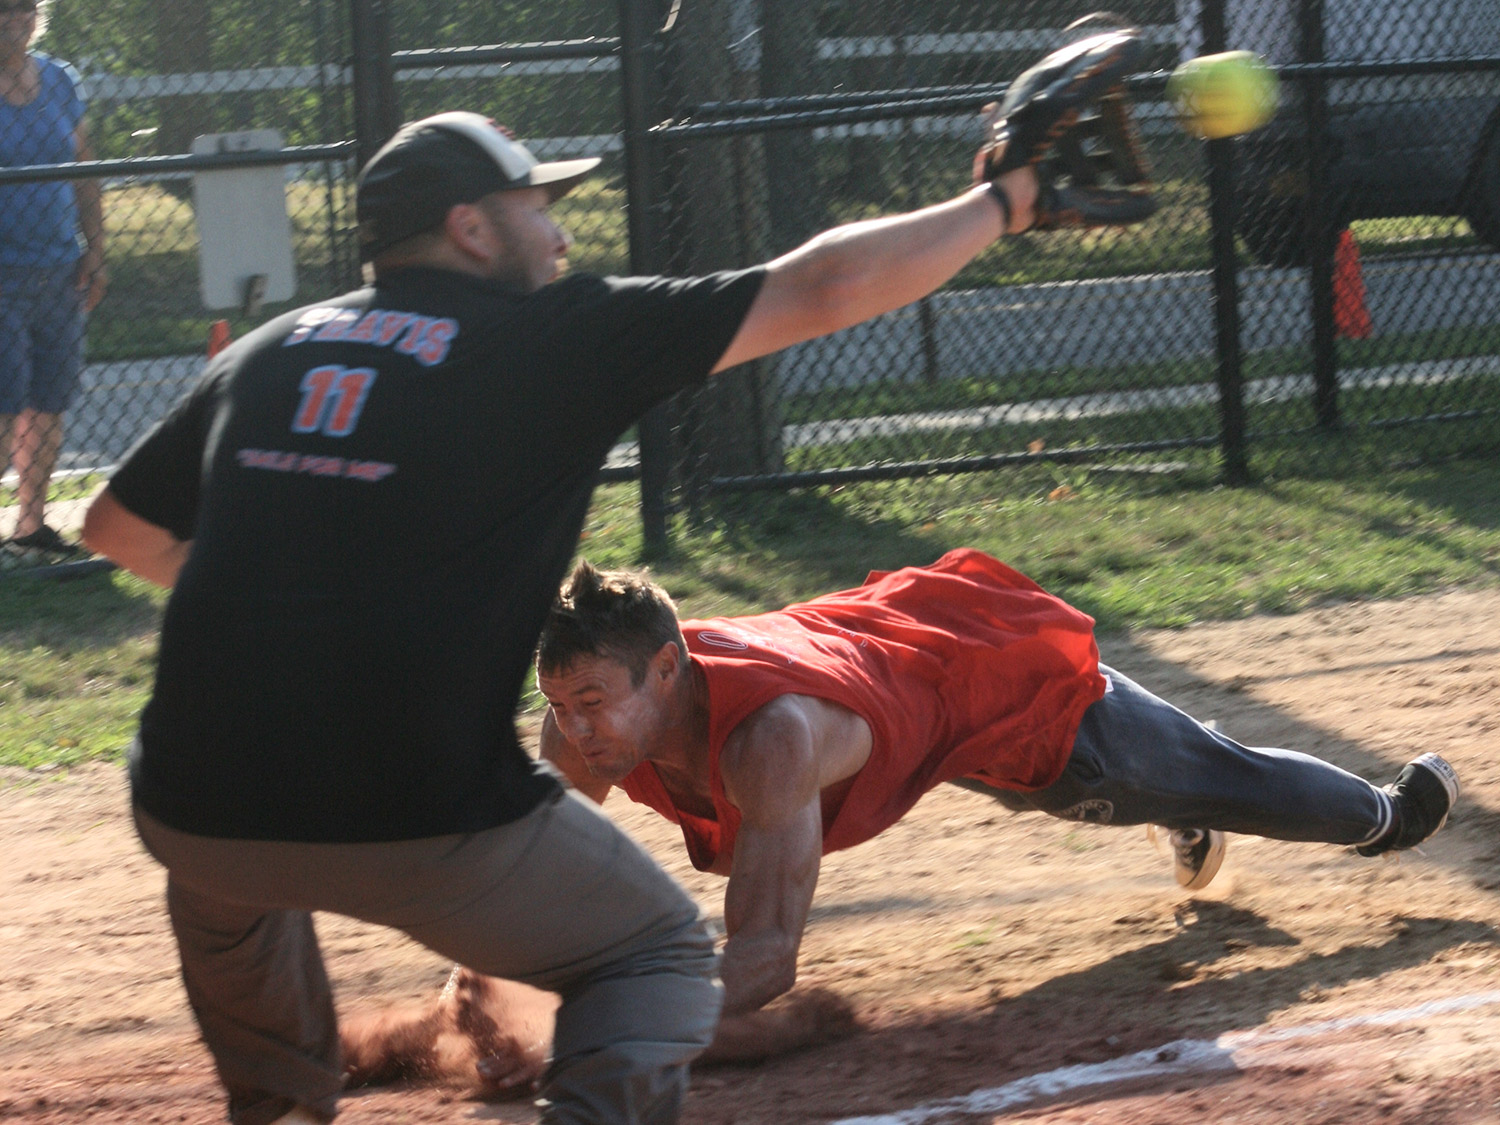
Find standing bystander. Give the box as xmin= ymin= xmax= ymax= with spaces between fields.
xmin=0 ymin=0 xmax=106 ymax=559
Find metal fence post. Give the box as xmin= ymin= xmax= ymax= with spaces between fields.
xmin=617 ymin=0 xmax=672 ymax=555
xmin=1300 ymin=0 xmax=1341 ymax=430
xmin=350 ymin=0 xmax=402 ymax=174
xmin=1202 ymin=0 xmax=1250 ymax=484
xmin=315 ymin=0 xmax=357 ymax=290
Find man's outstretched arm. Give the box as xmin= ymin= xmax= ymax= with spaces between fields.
xmin=710 ymin=163 xmax=1036 ymax=375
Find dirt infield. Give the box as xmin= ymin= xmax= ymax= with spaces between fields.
xmin=3 ymin=588 xmax=1499 ymax=1124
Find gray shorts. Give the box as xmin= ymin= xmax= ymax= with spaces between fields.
xmin=135 ymin=787 xmax=720 ymax=1125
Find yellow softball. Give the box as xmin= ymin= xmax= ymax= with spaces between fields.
xmin=1167 ymin=51 xmax=1280 ymax=140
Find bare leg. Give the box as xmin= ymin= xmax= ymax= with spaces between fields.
xmin=0 ymin=414 xmax=12 ymax=536
xmin=9 ymin=409 xmax=62 ymax=538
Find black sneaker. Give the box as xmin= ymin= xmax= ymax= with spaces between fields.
xmin=7 ymin=524 xmax=85 ymax=558
xmin=1168 ymin=828 xmax=1227 ymax=890
xmin=1356 ymin=753 xmax=1460 ymax=857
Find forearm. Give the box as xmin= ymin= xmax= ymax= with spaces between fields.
xmin=718 ymin=929 xmax=798 ymax=1017
xmin=701 ymin=987 xmax=859 ymax=1063
xmin=712 ymin=167 xmax=1035 ymax=373
xmin=77 ymin=180 xmax=104 ymax=252
xmin=74 ymin=177 xmax=107 ymax=310
xmin=81 ymin=488 xmax=190 ymax=587
xmin=116 ymin=539 xmax=191 ymax=588
xmin=93 ymin=534 xmax=191 ymax=588
xmin=703 ymin=1007 xmax=805 ymax=1062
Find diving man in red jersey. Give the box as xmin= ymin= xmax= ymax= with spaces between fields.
xmin=534 ymin=549 xmax=1456 ymax=1060
xmin=344 ymin=548 xmax=1458 ymax=1091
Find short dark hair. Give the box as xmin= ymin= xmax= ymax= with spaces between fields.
xmin=537 ymin=561 xmax=687 ymax=685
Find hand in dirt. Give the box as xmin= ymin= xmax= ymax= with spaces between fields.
xmin=475 ymin=1045 xmax=547 ymax=1096
xmin=339 ymin=967 xmax=556 ymax=1098
xmin=701 ymin=986 xmax=861 ymax=1063
xmin=341 ymin=1004 xmax=447 ymax=1088
xmin=448 ymin=968 xmax=554 ymax=1100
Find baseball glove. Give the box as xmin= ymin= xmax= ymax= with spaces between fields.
xmin=980 ymin=21 xmax=1157 ymax=231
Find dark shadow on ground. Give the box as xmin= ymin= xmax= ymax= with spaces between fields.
xmin=692 ymin=910 xmax=1500 ymax=1123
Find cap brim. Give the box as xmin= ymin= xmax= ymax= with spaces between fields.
xmin=527 ymin=157 xmax=602 ymax=201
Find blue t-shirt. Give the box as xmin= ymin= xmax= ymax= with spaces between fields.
xmin=0 ymin=54 xmax=87 ymax=267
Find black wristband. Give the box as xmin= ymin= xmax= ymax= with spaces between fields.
xmin=986 ymin=180 xmax=1012 ymax=235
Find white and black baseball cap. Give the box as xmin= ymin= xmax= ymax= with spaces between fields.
xmin=355 ymin=112 xmax=601 ymax=260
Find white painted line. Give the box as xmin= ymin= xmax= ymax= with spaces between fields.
xmin=1224 ymin=989 xmax=1500 ymax=1046
xmin=831 ymin=990 xmax=1500 ymax=1125
xmin=833 ymin=1040 xmax=1237 ymax=1124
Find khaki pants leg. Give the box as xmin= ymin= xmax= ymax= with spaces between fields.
xmin=387 ymin=792 xmax=721 ymax=1125
xmin=136 ymin=789 xmax=719 ymax=1125
xmin=163 ymin=883 xmax=341 ymax=1125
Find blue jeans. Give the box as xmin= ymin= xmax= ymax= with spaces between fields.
xmin=966 ymin=664 xmax=1388 ymax=846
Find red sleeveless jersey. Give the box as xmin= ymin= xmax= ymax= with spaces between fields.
xmin=619 ymin=548 xmax=1105 ymax=870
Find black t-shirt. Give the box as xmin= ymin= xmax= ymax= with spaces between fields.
xmin=111 ymin=265 xmax=764 ymax=841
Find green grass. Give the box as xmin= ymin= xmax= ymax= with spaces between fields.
xmin=87 ymin=179 xmax=354 ymax=359
xmin=0 ymin=471 xmax=107 ymax=513
xmin=619 ymin=458 xmax=1500 ymax=631
xmin=0 ymin=569 xmax=166 ymax=771
xmin=6 ymin=457 xmax=1500 ymax=776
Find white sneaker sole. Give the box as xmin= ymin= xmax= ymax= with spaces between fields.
xmin=1172 ymin=828 xmax=1227 ymax=891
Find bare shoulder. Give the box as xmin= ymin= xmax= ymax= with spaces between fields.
xmin=722 ymin=694 xmax=872 ymax=813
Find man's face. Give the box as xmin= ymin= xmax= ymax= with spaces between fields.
xmin=479 ymin=187 xmax=571 ymax=291
xmin=538 ymin=652 xmax=671 ymax=782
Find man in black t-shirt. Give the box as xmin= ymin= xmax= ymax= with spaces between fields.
xmin=83 ymin=111 xmax=1039 ymax=1124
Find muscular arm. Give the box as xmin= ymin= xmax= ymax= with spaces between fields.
xmin=697 ymin=695 xmax=872 ymax=1061
xmin=82 ymin=486 xmax=191 ymax=588
xmin=711 ymin=166 xmax=1036 ymax=374
xmin=538 ymin=709 xmax=612 ymax=805
xmin=715 ymin=698 xmax=827 ymax=1017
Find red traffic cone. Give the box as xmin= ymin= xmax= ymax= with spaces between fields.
xmin=1333 ymin=229 xmax=1372 ymax=340
xmin=207 ymin=319 xmax=232 ymax=358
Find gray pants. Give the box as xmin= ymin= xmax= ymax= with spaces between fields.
xmin=134 ymin=787 xmax=720 ymax=1125
xmin=959 ymin=664 xmax=1390 ymax=846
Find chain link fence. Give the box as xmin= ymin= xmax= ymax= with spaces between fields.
xmin=0 ymin=0 xmax=626 ymax=572
xmin=643 ymin=0 xmax=1500 ymax=536
xmin=381 ymin=1 xmax=627 ymax=276
xmin=2 ymin=0 xmax=358 ymax=572
xmin=2 ymin=0 xmax=1497 ymax=571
